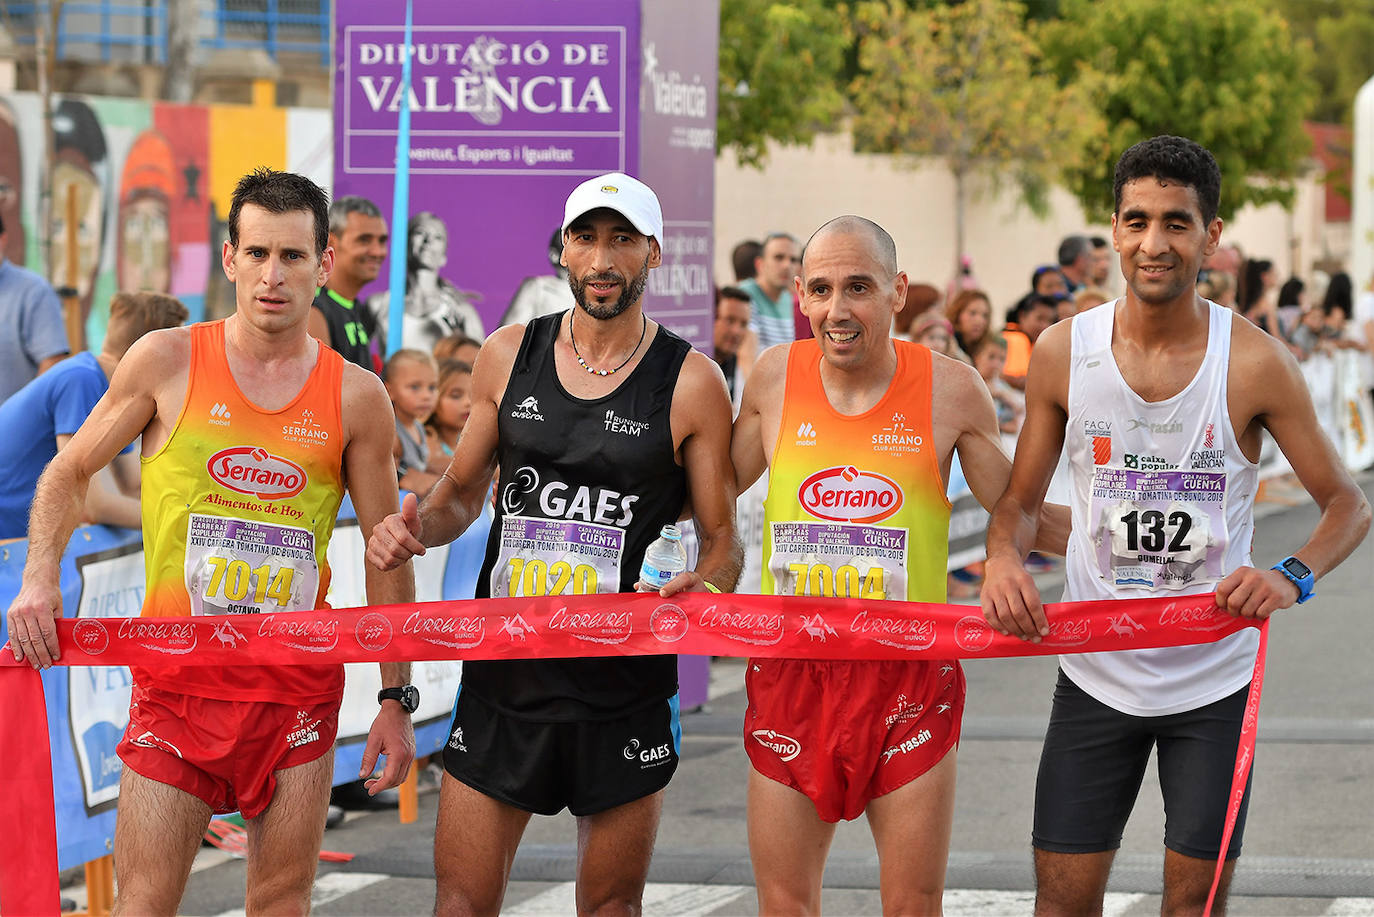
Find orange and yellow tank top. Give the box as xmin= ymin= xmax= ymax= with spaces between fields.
xmin=763 ymin=339 xmax=951 ymax=604
xmin=137 ymin=319 xmax=347 ymax=703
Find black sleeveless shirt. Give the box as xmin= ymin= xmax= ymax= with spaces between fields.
xmin=463 ymin=311 xmax=690 ymax=721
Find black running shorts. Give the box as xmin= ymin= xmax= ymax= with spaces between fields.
xmin=441 ymin=687 xmax=681 ymax=817
xmin=1033 ymin=669 xmax=1252 ymax=860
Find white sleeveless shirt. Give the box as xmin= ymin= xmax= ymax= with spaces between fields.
xmin=1061 ymin=300 xmax=1260 ymax=716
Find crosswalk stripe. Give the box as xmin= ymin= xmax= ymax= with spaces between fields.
xmin=505 ymin=882 xmax=754 ymax=915
xmin=209 ymin=872 xmax=389 ymax=917
xmin=1327 ymin=899 xmax=1374 ymax=916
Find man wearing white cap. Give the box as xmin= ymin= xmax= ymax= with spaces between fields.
xmin=368 ymin=172 xmax=741 ymax=915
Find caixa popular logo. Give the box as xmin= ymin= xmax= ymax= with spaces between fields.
xmin=751 ymin=728 xmax=801 ymax=761
xmin=650 ymin=603 xmax=689 ymax=643
xmin=849 ymin=609 xmax=936 ymax=651
xmin=354 ymin=612 xmax=393 ymax=652
xmin=207 ymin=446 xmax=307 ymax=500
xmin=798 ymin=466 xmax=903 ymax=524
xmin=402 ymin=610 xmax=485 ymax=649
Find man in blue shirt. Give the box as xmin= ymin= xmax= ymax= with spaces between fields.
xmin=0 ymin=290 xmax=186 ymax=538
xmin=0 ymin=213 xmax=69 ymax=403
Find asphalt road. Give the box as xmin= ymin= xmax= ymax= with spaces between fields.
xmin=73 ymin=474 xmax=1374 ymax=915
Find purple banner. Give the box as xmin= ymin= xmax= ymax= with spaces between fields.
xmin=334 ymin=0 xmax=716 ymax=353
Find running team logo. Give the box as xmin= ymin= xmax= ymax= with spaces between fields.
xmin=509 ymin=396 xmax=545 ymax=422
xmin=650 ymin=603 xmax=689 ymax=643
xmin=799 ymin=466 xmax=904 ymax=524
xmin=953 ymin=615 xmax=994 ymax=653
xmin=73 ymin=619 xmax=110 ymax=656
xmin=355 ymin=612 xmax=394 ymax=652
xmin=207 ymin=446 xmax=307 ymax=500
xmin=1158 ymin=597 xmax=1231 ymax=632
xmin=796 ymin=613 xmax=838 ymax=642
xmin=548 ymin=605 xmax=632 ymax=644
xmin=500 ymin=614 xmax=536 ymax=641
xmin=258 ymin=614 xmax=339 ymax=653
xmin=1104 ymin=612 xmax=1146 ymax=638
xmin=403 ymin=610 xmax=485 ymax=649
xmin=696 ymin=604 xmax=784 ymax=646
xmin=751 ymin=729 xmax=801 ymax=761
xmin=116 ymin=617 xmax=197 ymax=655
xmin=849 ymin=609 xmax=936 ymax=651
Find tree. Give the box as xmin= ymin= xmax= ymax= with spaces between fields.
xmin=1039 ymin=0 xmax=1316 ymax=222
xmin=717 ymin=0 xmax=850 ymax=168
xmin=848 ymin=0 xmax=1104 ymax=269
xmin=1265 ymin=0 xmax=1374 ymax=125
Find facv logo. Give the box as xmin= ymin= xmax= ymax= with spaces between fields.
xmin=795 ymin=421 xmax=817 ymax=445
xmin=510 ymin=396 xmax=544 ymax=422
xmin=209 ymin=402 xmax=232 ymax=426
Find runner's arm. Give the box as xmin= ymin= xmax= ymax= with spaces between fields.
xmin=342 ymin=365 xmax=418 ymax=793
xmin=7 ymin=332 xmax=172 ymax=666
xmin=365 ymin=326 xmax=513 ymax=570
xmin=730 ymin=345 xmax=787 ymax=493
xmin=662 ymin=352 xmax=742 ymax=595
xmin=980 ymin=324 xmax=1072 ymax=641
xmin=1215 ymin=330 xmax=1371 ymax=618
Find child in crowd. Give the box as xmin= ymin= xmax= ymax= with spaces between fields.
xmin=970 ymin=333 xmax=1024 ymax=439
xmin=426 ymin=359 xmax=473 ymax=468
xmin=383 ymin=348 xmax=442 ymax=495
xmin=911 ymin=309 xmax=964 ymax=362
xmin=433 ymin=331 xmax=482 ymax=367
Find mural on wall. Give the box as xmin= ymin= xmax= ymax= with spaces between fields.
xmin=0 ymin=92 xmax=331 ymax=351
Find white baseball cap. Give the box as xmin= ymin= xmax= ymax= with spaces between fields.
xmin=561 ymin=172 xmax=663 ymax=240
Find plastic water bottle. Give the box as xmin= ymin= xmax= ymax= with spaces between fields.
xmin=639 ymin=524 xmax=687 ymax=590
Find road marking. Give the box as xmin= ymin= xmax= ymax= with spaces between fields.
xmin=943 ymin=889 xmax=1143 ymax=915
xmin=209 ymin=872 xmax=389 ymax=917
xmin=1327 ymin=899 xmax=1374 ymax=916
xmin=505 ymin=882 xmax=753 ymax=915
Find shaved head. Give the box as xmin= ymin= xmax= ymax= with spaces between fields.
xmin=802 ymin=215 xmax=898 ymax=277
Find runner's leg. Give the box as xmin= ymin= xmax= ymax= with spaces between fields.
xmin=243 ymin=752 xmax=333 ymax=915
xmin=748 ymin=769 xmax=838 ymax=915
xmin=865 ymin=748 xmax=957 ymax=915
xmin=573 ymin=789 xmax=664 ymax=915
xmin=433 ymin=772 xmax=532 ymax=916
xmin=1033 ymin=850 xmax=1115 ymax=917
xmin=111 ymin=767 xmax=214 ymax=916
xmin=1162 ymin=851 xmax=1236 ymax=917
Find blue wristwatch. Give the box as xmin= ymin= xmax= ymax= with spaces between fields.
xmin=1271 ymin=556 xmax=1315 ymax=604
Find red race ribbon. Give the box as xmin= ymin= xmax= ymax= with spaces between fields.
xmin=0 ymin=591 xmax=1262 ymax=916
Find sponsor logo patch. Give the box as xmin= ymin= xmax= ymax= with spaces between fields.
xmin=953 ymin=616 xmax=994 ymax=653
xmin=207 ymin=447 xmax=307 ymax=500
xmin=355 ymin=613 xmax=394 ymax=652
xmin=650 ymin=603 xmax=689 ymax=643
xmin=798 ymin=466 xmax=904 ymax=524
xmin=751 ymin=728 xmax=801 ymax=761
xmin=73 ymin=619 xmax=110 ymax=656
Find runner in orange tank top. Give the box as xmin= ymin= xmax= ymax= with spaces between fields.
xmin=731 ymin=215 xmax=1071 ymax=914
xmin=7 ymin=169 xmax=418 ymax=915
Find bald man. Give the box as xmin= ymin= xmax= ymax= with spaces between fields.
xmin=731 ymin=215 xmax=1069 ymax=913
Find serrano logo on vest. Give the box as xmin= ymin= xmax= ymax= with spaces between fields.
xmin=751 ymin=729 xmax=801 ymax=761
xmin=208 ymin=447 xmax=308 ymax=500
xmin=403 ymin=610 xmax=485 ymax=649
xmin=549 ymin=605 xmax=633 ymax=644
xmin=697 ymin=604 xmax=784 ymax=646
xmin=850 ymin=609 xmax=936 ymax=651
xmin=799 ymin=466 xmax=904 ymax=524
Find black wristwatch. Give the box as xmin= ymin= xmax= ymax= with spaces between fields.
xmin=378 ymin=685 xmax=420 ymax=714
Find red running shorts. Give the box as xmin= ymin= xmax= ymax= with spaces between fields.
xmin=744 ymin=658 xmax=965 ymax=822
xmin=116 ymin=681 xmax=341 ymax=818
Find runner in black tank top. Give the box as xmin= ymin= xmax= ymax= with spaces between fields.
xmin=366 ymin=172 xmax=740 ymax=915
xmin=463 ymin=310 xmax=689 ymax=719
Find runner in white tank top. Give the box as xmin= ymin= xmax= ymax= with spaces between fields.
xmin=1060 ymin=298 xmax=1259 ymax=715
xmin=978 ymin=135 xmax=1370 ymax=916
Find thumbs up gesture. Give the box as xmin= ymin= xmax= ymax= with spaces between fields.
xmin=367 ymin=491 xmax=428 ymax=571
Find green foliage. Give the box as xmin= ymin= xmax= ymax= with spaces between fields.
xmin=717 ymin=0 xmax=851 ymax=168
xmin=848 ymin=0 xmax=1103 ymax=250
xmin=1039 ymin=0 xmax=1317 ymax=222
xmin=1264 ymin=0 xmax=1374 ymax=125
